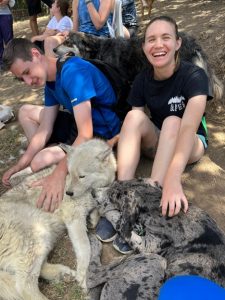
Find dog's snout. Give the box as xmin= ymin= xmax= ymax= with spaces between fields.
xmin=66 ymin=191 xmax=74 ymax=197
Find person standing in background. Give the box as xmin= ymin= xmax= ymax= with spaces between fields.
xmin=0 ymin=0 xmax=14 ymax=71
xmin=121 ymin=0 xmax=138 ymax=37
xmin=72 ymin=0 xmax=129 ymax=38
xmin=31 ymin=0 xmax=73 ymax=56
xmin=26 ymin=0 xmax=52 ymax=36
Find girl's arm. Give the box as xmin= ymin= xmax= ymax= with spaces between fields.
xmin=86 ymin=0 xmax=112 ymax=30
xmin=31 ymin=28 xmax=58 ymax=42
xmin=72 ymin=0 xmax=79 ymax=31
xmin=160 ymin=95 xmax=207 ymax=217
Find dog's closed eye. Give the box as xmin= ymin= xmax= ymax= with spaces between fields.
xmin=79 ymin=175 xmax=85 ymax=179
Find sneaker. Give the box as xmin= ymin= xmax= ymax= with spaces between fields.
xmin=96 ymin=217 xmax=117 ymax=242
xmin=113 ymin=235 xmax=133 ymax=255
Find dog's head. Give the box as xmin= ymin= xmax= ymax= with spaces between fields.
xmin=54 ymin=32 xmax=102 ymax=58
xmin=60 ymin=139 xmax=116 ymax=197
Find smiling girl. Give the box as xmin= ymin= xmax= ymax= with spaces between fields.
xmin=117 ymin=16 xmax=212 ymax=218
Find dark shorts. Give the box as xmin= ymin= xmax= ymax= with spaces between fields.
xmin=47 ymin=110 xmax=105 ymax=146
xmin=48 ymin=110 xmax=78 ymax=145
xmin=26 ymin=0 xmax=52 ymax=16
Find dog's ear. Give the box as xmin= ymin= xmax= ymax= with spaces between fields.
xmin=96 ymin=147 xmax=112 ymax=161
xmin=59 ymin=143 xmax=74 ymax=155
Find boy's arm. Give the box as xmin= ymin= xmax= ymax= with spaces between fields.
xmin=36 ymin=101 xmax=93 ymax=212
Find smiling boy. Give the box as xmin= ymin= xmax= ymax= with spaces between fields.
xmin=2 ymin=38 xmax=120 ymax=212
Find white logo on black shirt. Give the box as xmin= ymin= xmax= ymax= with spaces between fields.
xmin=168 ymin=96 xmax=185 ymax=112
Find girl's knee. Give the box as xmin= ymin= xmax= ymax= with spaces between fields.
xmin=162 ymin=115 xmax=181 ymax=129
xmin=123 ymin=110 xmax=149 ymax=129
xmin=161 ymin=116 xmax=181 ymax=139
xmin=188 ymin=135 xmax=205 ymax=164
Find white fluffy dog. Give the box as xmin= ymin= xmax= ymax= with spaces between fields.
xmin=0 ymin=139 xmax=116 ymax=300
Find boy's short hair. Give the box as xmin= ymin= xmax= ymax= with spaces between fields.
xmin=3 ymin=38 xmax=43 ymax=71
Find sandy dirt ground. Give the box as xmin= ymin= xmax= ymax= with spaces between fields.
xmin=1 ymin=0 xmax=225 ymax=299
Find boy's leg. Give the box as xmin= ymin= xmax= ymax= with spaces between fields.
xmin=18 ymin=104 xmax=44 ymax=142
xmin=117 ymin=110 xmax=158 ymax=180
xmin=30 ymin=110 xmax=77 ymax=171
xmin=30 ymin=145 xmax=66 ymax=171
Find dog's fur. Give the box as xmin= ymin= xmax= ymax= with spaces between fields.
xmin=0 ymin=139 xmax=116 ymax=300
xmin=88 ymin=179 xmax=225 ymax=299
xmin=2 ymin=139 xmax=225 ymax=299
xmin=54 ymin=31 xmax=224 ymax=101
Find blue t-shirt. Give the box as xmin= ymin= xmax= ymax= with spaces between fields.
xmin=78 ymin=0 xmax=112 ymax=36
xmin=45 ymin=57 xmax=121 ymax=139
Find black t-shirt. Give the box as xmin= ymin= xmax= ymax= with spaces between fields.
xmin=127 ymin=61 xmax=213 ymax=138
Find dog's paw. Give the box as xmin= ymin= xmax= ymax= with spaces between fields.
xmin=51 ymin=266 xmax=77 ymax=283
xmin=87 ymin=208 xmax=100 ymax=229
xmin=76 ymin=272 xmax=87 ymax=290
xmin=62 ymin=269 xmax=77 ymax=283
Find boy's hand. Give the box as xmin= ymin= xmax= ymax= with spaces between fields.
xmin=32 ymin=170 xmax=66 ymax=212
xmin=2 ymin=165 xmax=20 ymax=187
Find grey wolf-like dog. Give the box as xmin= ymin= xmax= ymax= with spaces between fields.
xmin=86 ymin=179 xmax=225 ymax=299
xmin=0 ymin=139 xmax=116 ymax=300
xmin=54 ymin=31 xmax=223 ymax=101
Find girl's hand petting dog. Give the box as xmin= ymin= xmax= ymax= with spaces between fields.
xmin=161 ymin=176 xmax=188 ymax=217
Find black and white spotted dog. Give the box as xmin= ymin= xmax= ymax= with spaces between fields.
xmin=54 ymin=31 xmax=223 ymax=100
xmin=87 ymin=179 xmax=225 ymax=299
